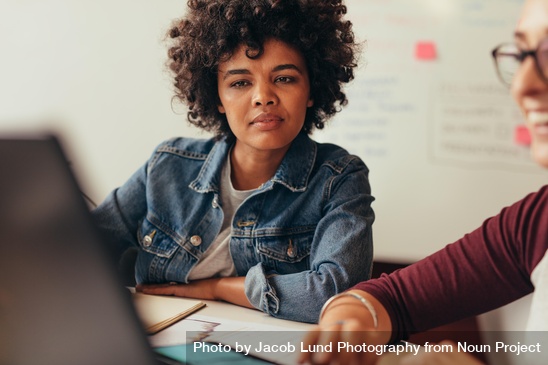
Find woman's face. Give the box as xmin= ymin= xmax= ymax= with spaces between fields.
xmin=217 ymin=39 xmax=313 ymax=157
xmin=513 ymin=0 xmax=548 ymax=168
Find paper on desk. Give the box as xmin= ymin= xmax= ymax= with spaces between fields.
xmin=149 ymin=314 xmax=305 ymax=365
xmin=132 ymin=293 xmax=205 ymax=334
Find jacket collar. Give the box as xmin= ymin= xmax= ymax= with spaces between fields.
xmin=190 ymin=133 xmax=316 ymax=193
xmin=270 ymin=133 xmax=316 ymax=192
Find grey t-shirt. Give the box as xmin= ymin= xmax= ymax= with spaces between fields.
xmin=188 ymin=155 xmax=254 ymax=280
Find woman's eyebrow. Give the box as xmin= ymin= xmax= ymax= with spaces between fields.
xmin=272 ymin=64 xmax=302 ymax=74
xmin=514 ymin=30 xmax=527 ymax=43
xmin=514 ymin=29 xmax=548 ymax=46
xmin=222 ymin=69 xmax=251 ymax=80
xmin=221 ymin=63 xmax=303 ymax=80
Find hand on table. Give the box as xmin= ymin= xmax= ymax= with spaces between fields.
xmin=298 ymin=290 xmax=392 ymax=365
xmin=299 ymin=319 xmax=381 ymax=365
xmin=136 ymin=276 xmax=254 ymax=309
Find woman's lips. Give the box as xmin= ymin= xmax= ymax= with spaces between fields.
xmin=528 ymin=111 xmax=548 ymax=137
xmin=251 ymin=113 xmax=284 ymax=130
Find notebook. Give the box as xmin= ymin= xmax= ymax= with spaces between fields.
xmin=133 ymin=292 xmax=206 ymax=335
xmin=0 ymin=134 xmax=183 ymax=365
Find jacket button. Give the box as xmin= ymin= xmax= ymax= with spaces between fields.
xmin=143 ymin=235 xmax=153 ymax=247
xmin=287 ymin=246 xmax=296 ymax=258
xmin=212 ymin=196 xmax=219 ymax=208
xmin=190 ymin=235 xmax=202 ymax=246
xmin=143 ymin=230 xmax=156 ymax=247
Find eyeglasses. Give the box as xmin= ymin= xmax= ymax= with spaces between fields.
xmin=492 ymin=38 xmax=548 ymax=87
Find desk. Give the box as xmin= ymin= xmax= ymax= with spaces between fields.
xmin=148 ymin=298 xmax=417 ymax=365
xmin=150 ymin=299 xmax=314 ymax=365
xmin=193 ymin=299 xmax=314 ymax=330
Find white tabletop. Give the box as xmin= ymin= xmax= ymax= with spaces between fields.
xmin=194 ymin=299 xmax=315 ymax=330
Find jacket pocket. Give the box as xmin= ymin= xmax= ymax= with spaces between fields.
xmin=256 ymin=233 xmax=312 ymax=274
xmin=137 ymin=217 xmax=181 ymax=258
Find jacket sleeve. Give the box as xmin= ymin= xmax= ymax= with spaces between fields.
xmin=91 ymin=160 xmax=150 ymax=261
xmin=244 ymin=156 xmax=375 ymax=323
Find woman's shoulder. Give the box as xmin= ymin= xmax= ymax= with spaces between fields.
xmin=313 ymin=139 xmax=368 ymax=173
xmin=532 ymin=184 xmax=548 ymax=199
xmin=497 ymin=185 xmax=548 ymax=274
xmin=513 ymin=185 xmax=548 ymax=213
xmin=152 ymin=136 xmax=224 ymax=159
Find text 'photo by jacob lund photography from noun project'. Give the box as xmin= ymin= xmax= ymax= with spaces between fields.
xmin=186 ymin=331 xmax=548 ymax=364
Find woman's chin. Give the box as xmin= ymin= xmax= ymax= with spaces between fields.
xmin=530 ymin=140 xmax=548 ymax=169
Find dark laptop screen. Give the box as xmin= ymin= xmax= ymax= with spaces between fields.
xmin=0 ymin=136 xmax=157 ymax=365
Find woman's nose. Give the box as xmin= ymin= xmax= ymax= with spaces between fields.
xmin=512 ymin=56 xmax=548 ymax=98
xmin=252 ymin=82 xmax=279 ymax=106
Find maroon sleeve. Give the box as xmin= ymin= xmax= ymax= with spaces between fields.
xmin=355 ymin=185 xmax=548 ymax=342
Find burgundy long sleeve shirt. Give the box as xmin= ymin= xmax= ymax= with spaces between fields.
xmin=354 ymin=186 xmax=548 ymax=342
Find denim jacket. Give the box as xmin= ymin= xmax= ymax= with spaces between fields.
xmin=92 ymin=132 xmax=374 ymax=323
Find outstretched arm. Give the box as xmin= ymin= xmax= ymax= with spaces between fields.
xmin=137 ymin=277 xmax=254 ymax=309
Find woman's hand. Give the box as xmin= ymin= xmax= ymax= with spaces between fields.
xmin=298 ymin=290 xmax=391 ymax=365
xmin=299 ymin=319 xmax=381 ymax=365
xmin=136 ymin=277 xmax=254 ymax=309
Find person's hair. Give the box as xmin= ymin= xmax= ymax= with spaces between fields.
xmin=167 ymin=0 xmax=359 ymax=138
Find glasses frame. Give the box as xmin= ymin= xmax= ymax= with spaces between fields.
xmin=491 ymin=40 xmax=548 ymax=87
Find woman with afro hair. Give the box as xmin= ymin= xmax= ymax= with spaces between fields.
xmin=93 ymin=0 xmax=374 ymax=323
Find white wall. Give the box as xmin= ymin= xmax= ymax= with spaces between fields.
xmin=0 ymin=0 xmax=202 ymax=204
xmin=314 ymin=0 xmax=545 ymax=262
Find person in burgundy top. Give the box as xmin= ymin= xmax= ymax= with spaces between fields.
xmin=300 ymin=0 xmax=548 ymax=364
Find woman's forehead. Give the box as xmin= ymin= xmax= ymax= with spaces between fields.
xmin=515 ymin=0 xmax=548 ymax=45
xmin=219 ymin=39 xmax=306 ymax=69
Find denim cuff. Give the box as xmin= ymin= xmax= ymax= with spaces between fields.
xmin=244 ymin=263 xmax=280 ymax=315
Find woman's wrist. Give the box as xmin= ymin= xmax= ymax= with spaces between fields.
xmin=320 ymin=291 xmax=378 ymax=328
xmin=211 ymin=277 xmax=254 ymax=308
xmin=320 ymin=291 xmax=377 ymax=327
xmin=318 ymin=290 xmax=393 ymax=345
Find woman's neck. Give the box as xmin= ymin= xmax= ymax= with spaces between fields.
xmin=229 ymin=143 xmax=289 ymax=190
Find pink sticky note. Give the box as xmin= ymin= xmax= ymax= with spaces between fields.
xmin=514 ymin=125 xmax=531 ymax=145
xmin=415 ymin=41 xmax=437 ymax=60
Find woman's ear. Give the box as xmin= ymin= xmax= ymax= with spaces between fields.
xmin=218 ymin=104 xmax=226 ymax=114
xmin=307 ymin=98 xmax=314 ymax=108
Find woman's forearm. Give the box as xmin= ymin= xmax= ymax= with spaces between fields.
xmin=138 ymin=277 xmax=254 ymax=309
xmin=319 ymin=289 xmax=392 ymax=345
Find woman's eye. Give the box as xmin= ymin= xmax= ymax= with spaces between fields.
xmin=230 ymin=80 xmax=250 ymax=88
xmin=275 ymin=76 xmax=294 ymax=83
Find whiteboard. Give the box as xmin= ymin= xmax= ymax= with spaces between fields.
xmin=0 ymin=0 xmax=545 ymax=261
xmin=315 ymin=0 xmax=547 ymax=261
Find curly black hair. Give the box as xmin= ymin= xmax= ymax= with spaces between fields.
xmin=167 ymin=0 xmax=359 ymax=138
